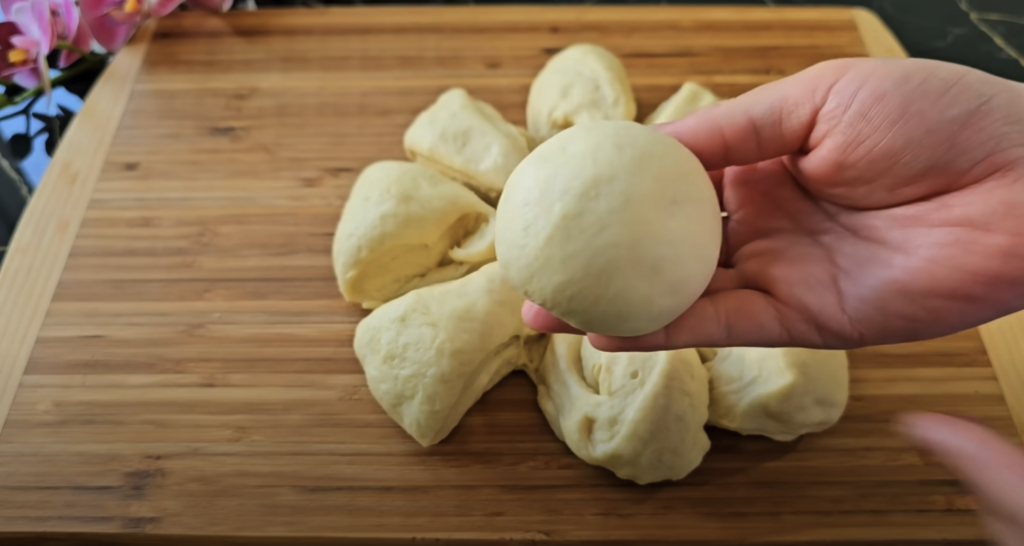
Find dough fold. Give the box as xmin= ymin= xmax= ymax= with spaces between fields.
xmin=354 ymin=263 xmax=543 ymax=447
xmin=404 ymin=87 xmax=530 ymax=200
xmin=528 ymin=335 xmax=710 ymax=484
xmin=703 ymin=348 xmax=850 ymax=441
xmin=332 ymin=160 xmax=495 ymax=309
xmin=526 ymin=43 xmax=636 ymax=143
xmin=644 ymin=81 xmax=720 ymax=125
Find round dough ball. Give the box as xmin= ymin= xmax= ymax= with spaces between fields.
xmin=495 ymin=120 xmax=721 ymax=337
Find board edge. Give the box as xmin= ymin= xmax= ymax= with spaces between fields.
xmin=979 ymin=316 xmax=1024 ymax=441
xmin=0 ymin=22 xmax=156 ymax=437
xmin=852 ymin=7 xmax=909 ymax=58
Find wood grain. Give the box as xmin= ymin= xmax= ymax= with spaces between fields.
xmin=0 ymin=22 xmax=155 ymax=437
xmin=0 ymin=6 xmax=1017 ymax=545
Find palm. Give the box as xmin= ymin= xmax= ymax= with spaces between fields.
xmin=712 ymin=58 xmax=1024 ymax=348
xmin=719 ymin=156 xmax=1019 ymax=348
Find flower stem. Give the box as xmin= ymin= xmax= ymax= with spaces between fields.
xmin=0 ymin=54 xmax=110 ymax=109
xmin=55 ymin=41 xmax=94 ymax=59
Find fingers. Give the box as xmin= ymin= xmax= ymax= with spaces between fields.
xmin=898 ymin=412 xmax=1024 ymax=543
xmin=654 ymin=59 xmax=849 ymax=172
xmin=521 ymin=301 xmax=582 ymax=334
xmin=587 ymin=288 xmax=803 ymax=352
xmin=704 ymin=267 xmax=743 ymax=295
xmin=523 ymin=268 xmax=743 ymax=337
xmin=709 ymin=169 xmax=725 ymax=206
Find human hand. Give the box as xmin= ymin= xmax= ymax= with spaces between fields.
xmin=524 ymin=58 xmax=1024 ymax=351
xmin=899 ymin=413 xmax=1024 ymax=545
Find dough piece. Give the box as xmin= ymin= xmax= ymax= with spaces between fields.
xmin=528 ymin=335 xmax=710 ymax=484
xmin=695 ymin=348 xmax=719 ymax=364
xmin=644 ymin=81 xmax=720 ymax=125
xmin=404 ymin=88 xmax=530 ymax=200
xmin=332 ymin=160 xmax=495 ymax=309
xmin=526 ymin=43 xmax=637 ymax=143
xmin=354 ymin=263 xmax=543 ymax=447
xmin=705 ymin=348 xmax=850 ymax=442
xmin=496 ymin=120 xmax=722 ymax=337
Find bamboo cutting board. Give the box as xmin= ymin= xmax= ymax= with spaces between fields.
xmin=1 ymin=6 xmax=1023 ymax=545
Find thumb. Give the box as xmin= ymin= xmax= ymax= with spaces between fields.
xmin=898 ymin=412 xmax=1024 ymax=544
xmin=587 ymin=288 xmax=806 ymax=352
xmin=655 ymin=58 xmax=849 ymax=171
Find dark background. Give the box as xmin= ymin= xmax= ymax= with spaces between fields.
xmin=1 ymin=0 xmax=1022 ymax=265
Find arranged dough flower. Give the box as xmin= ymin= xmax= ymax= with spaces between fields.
xmin=332 ymin=160 xmax=496 ymax=309
xmin=528 ymin=335 xmax=711 ymax=484
xmin=702 ymin=347 xmax=850 ymax=441
xmin=645 ymin=81 xmax=721 ymax=125
xmin=354 ymin=263 xmax=544 ymax=447
xmin=404 ymin=87 xmax=530 ymax=201
xmin=336 ymin=41 xmax=850 ymax=486
xmin=526 ymin=43 xmax=636 ymax=143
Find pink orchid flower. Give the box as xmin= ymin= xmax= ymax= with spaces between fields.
xmin=81 ymin=0 xmax=181 ymax=52
xmin=81 ymin=0 xmax=232 ymax=52
xmin=185 ymin=0 xmax=231 ymax=13
xmin=1 ymin=0 xmax=80 ymax=67
xmin=0 ymin=0 xmax=54 ymax=89
xmin=59 ymin=14 xmax=93 ymax=67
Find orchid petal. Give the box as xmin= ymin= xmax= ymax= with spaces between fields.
xmin=58 ymin=16 xmax=93 ymax=67
xmin=0 ymin=21 xmax=19 ymax=43
xmin=0 ymin=0 xmax=19 ymax=20
xmin=11 ymin=0 xmax=54 ymax=51
xmin=81 ymin=0 xmax=139 ymax=52
xmin=11 ymin=65 xmax=39 ymax=88
xmin=32 ymin=0 xmax=54 ymax=49
xmin=0 ymin=22 xmax=22 ymax=75
xmin=150 ymin=0 xmax=185 ymax=18
xmin=9 ymin=33 xmax=38 ymax=50
xmin=51 ymin=0 xmax=79 ymax=41
xmin=185 ymin=0 xmax=230 ymax=13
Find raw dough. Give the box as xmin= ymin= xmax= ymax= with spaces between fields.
xmin=495 ymin=120 xmax=722 ymax=337
xmin=404 ymin=87 xmax=530 ymax=200
xmin=354 ymin=263 xmax=544 ymax=447
xmin=645 ymin=81 xmax=720 ymax=125
xmin=704 ymin=348 xmax=850 ymax=441
xmin=332 ymin=160 xmax=495 ymax=309
xmin=526 ymin=44 xmax=636 ymax=143
xmin=528 ymin=335 xmax=710 ymax=484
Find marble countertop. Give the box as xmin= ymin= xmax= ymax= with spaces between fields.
xmin=0 ymin=0 xmax=1021 ymax=264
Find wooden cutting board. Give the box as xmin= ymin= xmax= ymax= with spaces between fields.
xmin=1 ymin=6 xmax=1023 ymax=545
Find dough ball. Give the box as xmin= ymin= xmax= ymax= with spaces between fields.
xmin=526 ymin=43 xmax=636 ymax=143
xmin=705 ymin=348 xmax=850 ymax=441
xmin=354 ymin=263 xmax=544 ymax=447
xmin=333 ymin=160 xmax=495 ymax=309
xmin=404 ymin=87 xmax=530 ymax=200
xmin=645 ymin=81 xmax=721 ymax=125
xmin=495 ymin=120 xmax=722 ymax=337
xmin=528 ymin=335 xmax=710 ymax=484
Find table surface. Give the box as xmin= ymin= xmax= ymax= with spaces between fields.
xmin=0 ymin=6 xmax=1021 ymax=544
